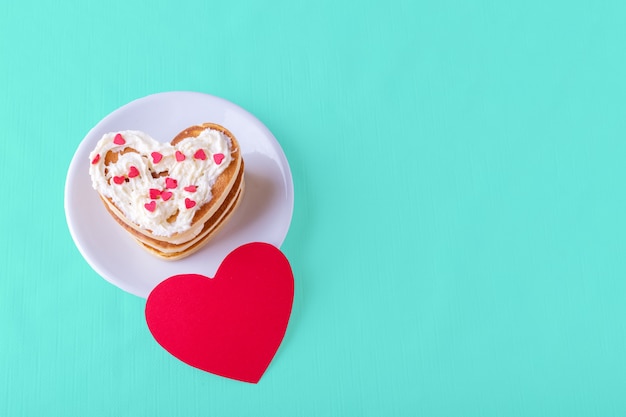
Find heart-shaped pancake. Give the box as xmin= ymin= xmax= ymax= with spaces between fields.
xmin=88 ymin=123 xmax=244 ymax=260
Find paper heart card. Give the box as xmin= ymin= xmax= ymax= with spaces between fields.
xmin=145 ymin=242 xmax=295 ymax=383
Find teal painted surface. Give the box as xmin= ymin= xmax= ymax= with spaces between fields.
xmin=2 ymin=0 xmax=626 ymax=415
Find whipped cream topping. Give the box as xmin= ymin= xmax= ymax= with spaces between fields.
xmin=88 ymin=128 xmax=233 ymax=237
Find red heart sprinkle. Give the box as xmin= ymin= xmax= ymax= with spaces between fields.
xmin=175 ymin=151 xmax=186 ymax=162
xmin=113 ymin=176 xmax=125 ymax=185
xmin=128 ymin=166 xmax=140 ymax=178
xmin=185 ymin=198 xmax=196 ymax=209
xmin=113 ymin=134 xmax=126 ymax=145
xmin=91 ymin=154 xmax=100 ymax=164
xmin=161 ymin=191 xmax=173 ymax=201
xmin=149 ymin=188 xmax=161 ymax=199
xmin=151 ymin=152 xmax=163 ymax=164
xmin=145 ymin=201 xmax=156 ymax=212
xmin=165 ymin=177 xmax=178 ymax=189
xmin=194 ymin=149 xmax=207 ymax=160
xmin=213 ymin=153 xmax=225 ymax=164
xmin=184 ymin=185 xmax=197 ymax=192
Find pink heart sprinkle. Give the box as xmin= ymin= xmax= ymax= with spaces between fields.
xmin=149 ymin=188 xmax=161 ymax=199
xmin=184 ymin=185 xmax=197 ymax=193
xmin=194 ymin=149 xmax=207 ymax=160
xmin=165 ymin=177 xmax=178 ymax=189
xmin=91 ymin=154 xmax=100 ymax=164
xmin=145 ymin=201 xmax=156 ymax=212
xmin=161 ymin=191 xmax=173 ymax=201
xmin=175 ymin=151 xmax=186 ymax=162
xmin=128 ymin=166 xmax=139 ymax=178
xmin=185 ymin=198 xmax=196 ymax=209
xmin=213 ymin=153 xmax=225 ymax=165
xmin=113 ymin=134 xmax=126 ymax=145
xmin=113 ymin=176 xmax=125 ymax=185
xmin=151 ymin=152 xmax=163 ymax=164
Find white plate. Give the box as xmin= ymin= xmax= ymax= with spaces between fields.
xmin=65 ymin=92 xmax=294 ymax=298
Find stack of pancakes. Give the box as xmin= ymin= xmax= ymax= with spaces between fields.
xmin=98 ymin=123 xmax=244 ymax=260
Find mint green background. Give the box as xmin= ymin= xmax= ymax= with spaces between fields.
xmin=1 ymin=0 xmax=626 ymax=415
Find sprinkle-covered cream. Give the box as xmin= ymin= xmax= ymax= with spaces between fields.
xmin=89 ymin=129 xmax=233 ymax=237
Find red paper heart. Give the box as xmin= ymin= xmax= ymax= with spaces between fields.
xmin=145 ymin=242 xmax=294 ymax=383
